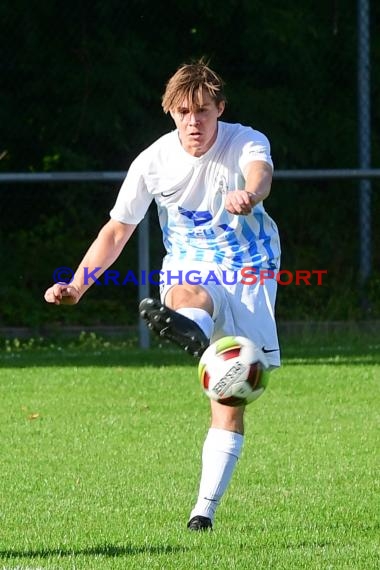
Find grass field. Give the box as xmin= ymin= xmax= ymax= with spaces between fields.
xmin=0 ymin=334 xmax=379 ymax=569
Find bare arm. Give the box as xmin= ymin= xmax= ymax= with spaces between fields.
xmin=225 ymin=161 xmax=273 ymax=215
xmin=44 ymin=219 xmax=136 ymax=305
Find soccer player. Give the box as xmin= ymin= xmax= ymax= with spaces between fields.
xmin=44 ymin=60 xmax=281 ymax=531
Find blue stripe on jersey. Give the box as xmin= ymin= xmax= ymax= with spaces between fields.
xmin=214 ymin=249 xmax=226 ymax=264
xmin=241 ymin=218 xmax=259 ymax=259
xmin=254 ymin=212 xmax=276 ymax=266
xmin=178 ymin=207 xmax=213 ymax=226
xmin=222 ymin=231 xmax=244 ymax=267
xmin=160 ymin=208 xmax=278 ymax=270
xmin=194 ymin=248 xmax=205 ymax=261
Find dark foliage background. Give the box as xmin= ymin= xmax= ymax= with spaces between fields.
xmin=1 ymin=0 xmax=379 ymax=328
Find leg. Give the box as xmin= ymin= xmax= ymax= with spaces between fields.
xmin=210 ymin=399 xmax=245 ymax=434
xmin=188 ymin=402 xmax=245 ymax=530
xmin=165 ymin=283 xmax=214 ymax=315
xmin=139 ymin=284 xmax=214 ymax=356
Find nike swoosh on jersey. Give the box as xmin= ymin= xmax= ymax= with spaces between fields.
xmin=161 ymin=189 xmax=180 ymax=197
xmin=261 ymin=347 xmax=280 ymax=353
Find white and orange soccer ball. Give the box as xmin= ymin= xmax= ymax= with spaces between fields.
xmin=198 ymin=336 xmax=269 ymax=407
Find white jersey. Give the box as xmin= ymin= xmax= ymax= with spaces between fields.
xmin=110 ymin=121 xmax=280 ymax=271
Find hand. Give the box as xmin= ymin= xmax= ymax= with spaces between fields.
xmin=44 ymin=283 xmax=81 ymax=305
xmin=224 ymin=190 xmax=255 ymax=216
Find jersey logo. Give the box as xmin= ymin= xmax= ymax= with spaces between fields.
xmin=161 ymin=189 xmax=179 ymax=197
xmin=178 ymin=207 xmax=213 ymax=226
xmin=219 ymin=223 xmax=234 ymax=232
xmin=216 ymin=174 xmax=229 ymax=195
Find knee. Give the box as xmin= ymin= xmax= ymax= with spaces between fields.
xmin=165 ymin=284 xmax=213 ymax=314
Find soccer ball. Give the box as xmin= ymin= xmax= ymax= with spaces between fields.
xmin=198 ymin=336 xmax=269 ymax=407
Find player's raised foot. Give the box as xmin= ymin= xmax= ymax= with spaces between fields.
xmin=187 ymin=515 xmax=213 ymax=531
xmin=139 ymin=297 xmax=209 ymax=358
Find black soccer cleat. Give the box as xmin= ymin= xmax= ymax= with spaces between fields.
xmin=139 ymin=297 xmax=209 ymax=358
xmin=187 ymin=515 xmax=213 ymax=531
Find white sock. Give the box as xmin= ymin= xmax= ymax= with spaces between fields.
xmin=190 ymin=428 xmax=244 ymax=523
xmin=176 ymin=307 xmax=214 ymax=339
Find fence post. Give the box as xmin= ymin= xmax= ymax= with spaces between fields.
xmin=357 ymin=0 xmax=372 ymax=298
xmin=138 ymin=210 xmax=150 ymax=348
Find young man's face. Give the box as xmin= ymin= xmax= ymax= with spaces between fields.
xmin=170 ymin=90 xmax=225 ymax=157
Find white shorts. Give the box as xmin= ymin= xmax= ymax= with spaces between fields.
xmin=160 ymin=260 xmax=281 ymax=368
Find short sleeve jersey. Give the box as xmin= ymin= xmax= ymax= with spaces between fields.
xmin=110 ymin=121 xmax=280 ymax=271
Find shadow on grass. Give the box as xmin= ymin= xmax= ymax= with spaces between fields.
xmin=0 ymin=542 xmax=189 ymax=559
xmin=1 ymin=347 xmax=380 ymax=369
xmin=1 ymin=337 xmax=379 ymax=368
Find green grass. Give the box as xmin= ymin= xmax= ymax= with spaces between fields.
xmin=0 ymin=335 xmax=379 ymax=569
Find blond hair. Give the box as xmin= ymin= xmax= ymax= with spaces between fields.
xmin=162 ymin=59 xmax=226 ymax=114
